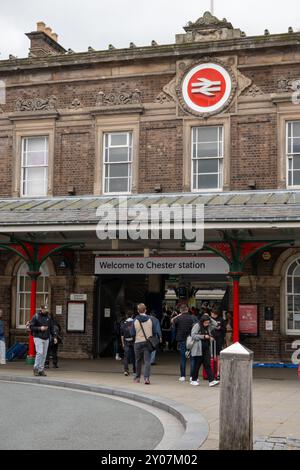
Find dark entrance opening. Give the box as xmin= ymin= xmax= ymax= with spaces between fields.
xmin=94 ymin=275 xmax=148 ymax=357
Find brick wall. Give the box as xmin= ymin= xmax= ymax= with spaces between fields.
xmin=54 ymin=127 xmax=95 ymax=196
xmin=231 ymin=114 xmax=278 ymax=190
xmin=0 ymin=135 xmax=13 ymax=197
xmin=139 ymin=121 xmax=183 ymax=193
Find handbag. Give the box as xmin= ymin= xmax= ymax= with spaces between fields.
xmin=138 ymin=320 xmax=160 ymax=352
xmin=186 ymin=335 xmax=194 ymax=351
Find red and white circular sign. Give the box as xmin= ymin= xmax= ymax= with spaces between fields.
xmin=182 ymin=63 xmax=232 ymax=114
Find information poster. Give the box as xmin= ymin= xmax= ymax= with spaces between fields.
xmin=67 ymin=302 xmax=86 ymax=333
xmin=239 ymin=304 xmax=258 ymax=336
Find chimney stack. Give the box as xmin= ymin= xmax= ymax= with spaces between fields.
xmin=26 ymin=21 xmax=66 ymax=57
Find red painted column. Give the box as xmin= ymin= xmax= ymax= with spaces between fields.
xmin=27 ymin=272 xmax=41 ymax=363
xmin=233 ymin=279 xmax=240 ymax=343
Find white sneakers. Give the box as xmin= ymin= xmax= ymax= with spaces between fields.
xmin=181 ymin=377 xmax=220 ymax=387
xmin=115 ymin=354 xmax=122 ymax=361
xmin=209 ymin=380 xmax=220 ymax=387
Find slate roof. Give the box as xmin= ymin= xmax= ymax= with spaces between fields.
xmin=0 ymin=191 xmax=299 ymax=227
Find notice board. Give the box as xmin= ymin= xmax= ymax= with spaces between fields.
xmin=239 ymin=304 xmax=258 ymax=336
xmin=67 ymin=301 xmax=86 ymax=333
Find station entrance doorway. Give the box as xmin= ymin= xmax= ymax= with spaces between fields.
xmin=94 ymin=272 xmax=229 ymax=357
xmin=94 ymin=275 xmax=149 ymax=357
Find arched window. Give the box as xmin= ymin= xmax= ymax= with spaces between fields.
xmin=16 ymin=262 xmax=50 ymax=329
xmin=286 ymin=259 xmax=300 ymax=334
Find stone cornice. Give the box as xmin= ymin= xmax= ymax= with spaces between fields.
xmin=1 ymin=33 xmax=300 ymax=73
xmin=7 ymin=110 xmax=59 ymax=121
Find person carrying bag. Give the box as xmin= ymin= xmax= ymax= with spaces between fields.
xmin=133 ymin=304 xmax=154 ymax=385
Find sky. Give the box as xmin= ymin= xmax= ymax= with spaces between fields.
xmin=0 ymin=0 xmax=299 ymax=59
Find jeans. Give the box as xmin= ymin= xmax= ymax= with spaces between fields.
xmin=178 ymin=341 xmax=188 ymax=377
xmin=150 ymin=349 xmax=156 ymax=364
xmin=123 ymin=343 xmax=136 ymax=373
xmin=134 ymin=341 xmax=151 ymax=379
xmin=0 ymin=340 xmax=6 ymax=365
xmin=190 ymin=355 xmax=196 ymax=379
xmin=33 ymin=338 xmax=49 ymax=372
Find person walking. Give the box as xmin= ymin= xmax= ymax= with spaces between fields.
xmin=190 ymin=314 xmax=220 ymax=388
xmin=29 ymin=305 xmax=57 ymax=377
xmin=45 ymin=313 xmax=62 ymax=369
xmin=210 ymin=308 xmax=226 ymax=379
xmin=113 ymin=316 xmax=123 ymax=361
xmin=0 ymin=309 xmax=6 ymax=365
xmin=161 ymin=309 xmax=172 ymax=350
xmin=133 ymin=303 xmax=153 ymax=385
xmin=121 ymin=312 xmax=136 ymax=376
xmin=149 ymin=311 xmax=162 ymax=365
xmin=172 ymin=304 xmax=195 ymax=382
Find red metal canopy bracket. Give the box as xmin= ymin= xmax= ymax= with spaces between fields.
xmin=204 ymin=237 xmax=293 ymax=343
xmin=0 ymin=238 xmax=84 ymax=363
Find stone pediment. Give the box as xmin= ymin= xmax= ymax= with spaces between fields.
xmin=183 ymin=11 xmax=233 ymax=32
xmin=176 ymin=11 xmax=244 ymax=44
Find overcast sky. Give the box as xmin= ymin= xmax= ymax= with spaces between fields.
xmin=0 ymin=0 xmax=299 ymax=59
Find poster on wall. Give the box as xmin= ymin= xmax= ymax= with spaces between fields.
xmin=67 ymin=301 xmax=86 ymax=333
xmin=239 ymin=304 xmax=258 ymax=336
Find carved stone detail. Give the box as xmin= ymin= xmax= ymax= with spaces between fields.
xmin=155 ymin=92 xmax=172 ymax=104
xmin=184 ymin=11 xmax=232 ymax=30
xmin=15 ymin=95 xmax=57 ymax=112
xmin=96 ymin=87 xmax=142 ymax=107
xmin=278 ymin=78 xmax=300 ymax=92
xmin=243 ymin=84 xmax=265 ymax=97
xmin=70 ymin=98 xmax=81 ymax=109
xmin=177 ymin=11 xmax=243 ymax=44
xmin=237 ymin=71 xmax=253 ymax=97
xmin=155 ymin=77 xmax=177 ymax=104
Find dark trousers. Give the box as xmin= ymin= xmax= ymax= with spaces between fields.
xmin=134 ymin=341 xmax=151 ymax=379
xmin=178 ymin=340 xmax=187 ymax=377
xmin=162 ymin=331 xmax=171 ymax=348
xmin=192 ymin=349 xmax=214 ymax=383
xmin=124 ymin=343 xmax=136 ymax=373
xmin=45 ymin=342 xmax=58 ymax=366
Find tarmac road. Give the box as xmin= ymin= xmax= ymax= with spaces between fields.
xmin=0 ymin=382 xmax=164 ymax=450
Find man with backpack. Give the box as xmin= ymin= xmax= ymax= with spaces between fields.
xmin=29 ymin=305 xmax=57 ymax=377
xmin=120 ymin=312 xmax=136 ymax=377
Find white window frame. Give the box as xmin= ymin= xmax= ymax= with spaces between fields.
xmin=103 ymin=131 xmax=133 ymax=195
xmin=16 ymin=262 xmax=50 ymax=329
xmin=285 ymin=258 xmax=300 ymax=335
xmin=286 ymin=121 xmax=300 ymax=189
xmin=191 ymin=126 xmax=224 ymax=192
xmin=21 ymin=136 xmax=49 ymax=197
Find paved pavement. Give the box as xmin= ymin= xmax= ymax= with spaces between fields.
xmin=0 ymin=381 xmax=164 ymax=450
xmin=0 ymin=352 xmax=299 ymax=450
xmin=254 ymin=437 xmax=300 ymax=450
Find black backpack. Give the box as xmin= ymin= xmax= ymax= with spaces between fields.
xmin=122 ymin=321 xmax=135 ymax=343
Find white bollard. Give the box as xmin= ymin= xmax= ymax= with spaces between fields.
xmin=219 ymin=342 xmax=253 ymax=450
